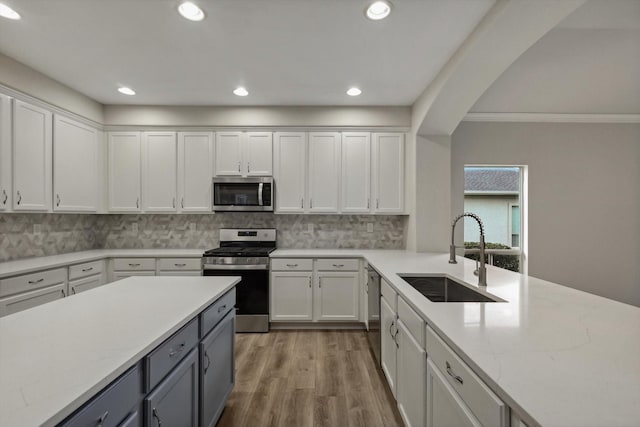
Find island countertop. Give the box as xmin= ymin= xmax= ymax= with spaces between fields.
xmin=0 ymin=276 xmax=239 ymax=427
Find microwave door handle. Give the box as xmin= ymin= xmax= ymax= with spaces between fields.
xmin=258 ymin=182 xmax=263 ymax=206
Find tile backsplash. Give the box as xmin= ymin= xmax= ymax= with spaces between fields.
xmin=0 ymin=213 xmax=406 ymax=262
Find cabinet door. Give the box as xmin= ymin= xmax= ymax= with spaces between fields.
xmin=341 ymin=132 xmax=371 ymax=213
xmin=372 ymin=133 xmax=404 ymax=213
xmin=308 ymin=132 xmax=340 ymax=213
xmin=397 ymin=320 xmax=426 ymax=427
xmin=142 ymin=132 xmax=177 ymax=212
xmin=273 ymin=132 xmax=307 ymax=213
xmin=380 ymin=297 xmax=397 ymax=398
xmin=108 ymin=132 xmax=141 ymax=211
xmin=270 ymin=271 xmax=313 ymax=321
xmin=215 ymin=132 xmax=243 ymax=176
xmin=178 ymin=132 xmax=213 ymax=212
xmin=69 ymin=274 xmax=104 ymax=296
xmin=0 ymin=283 xmax=65 ymax=317
xmin=53 ymin=115 xmax=99 ymax=212
xmin=0 ymin=93 xmax=11 ymax=211
xmin=145 ymin=348 xmax=198 ymax=427
xmin=314 ymin=272 xmax=359 ymax=321
xmin=200 ymin=310 xmax=235 ymax=427
xmin=245 ymin=132 xmax=273 ymax=176
xmin=12 ymin=99 xmax=52 ymax=211
xmin=426 ymin=358 xmax=481 ymax=427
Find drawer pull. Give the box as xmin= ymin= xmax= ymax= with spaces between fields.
xmin=332 ymin=264 xmax=345 ymax=268
xmin=217 ymin=304 xmax=227 ymax=313
xmin=81 ymin=267 xmax=94 ymax=272
xmin=128 ymin=263 xmax=141 ymax=267
xmin=174 ymin=263 xmax=187 ymax=267
xmin=2 ymin=189 xmax=7 ymax=204
xmin=204 ymin=351 xmax=211 ymax=374
xmin=389 ymin=320 xmax=396 ymax=337
xmin=169 ymin=342 xmax=186 ymax=358
xmin=286 ymin=263 xmax=298 ymax=268
xmin=97 ymin=410 xmax=109 ymax=426
xmin=61 ymin=289 xmax=66 ymax=297
xmin=28 ymin=278 xmax=44 ymax=284
xmin=71 ymin=287 xmax=76 ymax=295
xmin=152 ymin=408 xmax=162 ymax=427
xmin=446 ymin=361 xmax=464 ymax=385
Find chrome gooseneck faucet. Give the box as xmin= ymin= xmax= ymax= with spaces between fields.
xmin=449 ymin=212 xmax=487 ymax=287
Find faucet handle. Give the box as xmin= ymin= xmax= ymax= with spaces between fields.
xmin=473 ymin=258 xmax=479 ymax=276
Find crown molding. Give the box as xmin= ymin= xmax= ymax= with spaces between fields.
xmin=463 ymin=112 xmax=640 ymax=124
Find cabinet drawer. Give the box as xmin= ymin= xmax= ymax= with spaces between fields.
xmin=157 ymin=258 xmax=201 ymax=271
xmin=398 ymin=297 xmax=425 ymax=347
xmin=426 ymin=326 xmax=507 ymax=427
xmin=145 ymin=319 xmax=199 ymax=391
xmin=200 ymin=288 xmax=236 ymax=337
xmin=113 ymin=258 xmax=156 ymax=271
xmin=61 ymin=365 xmax=141 ymax=427
xmin=0 ymin=268 xmax=66 ymax=297
xmin=69 ymin=260 xmax=104 ymax=280
xmin=271 ymin=258 xmax=313 ymax=271
xmin=0 ymin=283 xmax=66 ymax=317
xmin=381 ymin=278 xmax=397 ymax=311
xmin=315 ymin=258 xmax=359 ymax=271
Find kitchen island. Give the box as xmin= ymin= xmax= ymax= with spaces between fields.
xmin=0 ymin=276 xmax=239 ymax=426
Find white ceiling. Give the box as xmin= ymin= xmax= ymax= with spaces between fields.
xmin=0 ymin=0 xmax=494 ymax=106
xmin=470 ymin=0 xmax=640 ymax=114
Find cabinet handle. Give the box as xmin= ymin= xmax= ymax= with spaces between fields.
xmin=56 ymin=194 xmax=61 ymax=207
xmin=71 ymin=287 xmax=76 ymax=295
xmin=28 ymin=278 xmax=44 ymax=284
xmin=152 ymin=408 xmax=163 ymax=427
xmin=169 ymin=342 xmax=186 ymax=357
xmin=376 ymin=199 xmax=379 ymax=209
xmin=308 ymin=276 xmax=312 ymax=288
xmin=446 ymin=361 xmax=464 ymax=385
xmin=310 ymin=198 xmax=313 ymax=209
xmin=97 ymin=410 xmax=109 ymax=427
xmin=136 ymin=197 xmax=139 ymax=209
xmin=319 ymin=278 xmax=322 ymax=288
xmin=301 ymin=198 xmax=304 ymax=209
xmin=248 ymin=162 xmax=251 ymax=173
xmin=238 ymin=162 xmax=241 ymax=173
xmin=172 ymin=198 xmax=176 ymax=209
xmin=128 ymin=263 xmax=141 ymax=267
xmin=286 ymin=263 xmax=298 ymax=268
xmin=174 ymin=263 xmax=186 ymax=267
xmin=394 ymin=326 xmax=399 ymax=348
xmin=181 ymin=197 xmax=184 ymax=208
xmin=332 ymin=264 xmax=344 ymax=268
xmin=204 ymin=351 xmax=211 ymax=374
xmin=61 ymin=289 xmax=66 ymax=297
xmin=16 ymin=190 xmax=21 ymax=205
xmin=2 ymin=189 xmax=7 ymax=205
xmin=367 ymin=198 xmax=370 ymax=209
xmin=217 ymin=304 xmax=227 ymax=313
xmin=389 ymin=320 xmax=395 ymax=337
xmin=82 ymin=267 xmax=94 ymax=272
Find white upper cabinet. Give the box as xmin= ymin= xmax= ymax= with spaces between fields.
xmin=12 ymin=99 xmax=52 ymax=211
xmin=177 ymin=132 xmax=214 ymax=212
xmin=274 ymin=132 xmax=307 ymax=213
xmin=0 ymin=94 xmax=11 ymax=211
xmin=341 ymin=132 xmax=371 ymax=213
xmin=308 ymin=132 xmax=341 ymax=213
xmin=141 ymin=132 xmax=177 ymax=212
xmin=215 ymin=131 xmax=272 ymax=176
xmin=372 ymin=132 xmax=405 ymax=214
xmin=53 ymin=115 xmax=99 ymax=212
xmin=108 ymin=132 xmax=141 ymax=212
xmin=215 ymin=132 xmax=243 ymax=176
xmin=245 ymin=132 xmax=273 ymax=176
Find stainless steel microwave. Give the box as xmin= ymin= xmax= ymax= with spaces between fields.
xmin=212 ymin=177 xmax=274 ymax=212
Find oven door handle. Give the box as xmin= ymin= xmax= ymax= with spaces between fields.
xmin=203 ymin=264 xmax=269 ymax=271
xmin=258 ymin=182 xmax=264 ymax=206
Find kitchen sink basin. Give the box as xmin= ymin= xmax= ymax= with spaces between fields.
xmin=399 ymin=275 xmax=502 ymax=302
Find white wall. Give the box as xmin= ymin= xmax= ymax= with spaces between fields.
xmin=452 ymin=121 xmax=640 ymax=307
xmin=464 ymin=196 xmax=519 ymax=246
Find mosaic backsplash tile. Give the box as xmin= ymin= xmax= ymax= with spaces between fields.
xmin=0 ymin=213 xmax=405 ymax=262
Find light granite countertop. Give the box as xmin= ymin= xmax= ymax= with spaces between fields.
xmin=272 ymin=249 xmax=640 ymax=427
xmin=0 ymin=276 xmax=239 ymax=427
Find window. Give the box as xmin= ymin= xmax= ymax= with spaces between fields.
xmin=463 ymin=166 xmax=525 ymax=273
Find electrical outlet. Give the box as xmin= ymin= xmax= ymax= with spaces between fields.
xmin=308 ymin=223 xmax=314 ymax=233
xmin=189 ymin=223 xmax=196 ymax=232
xmin=131 ymin=223 xmax=138 ymax=233
xmin=33 ymin=224 xmax=42 ymax=234
xmin=367 ymin=223 xmax=374 ymax=233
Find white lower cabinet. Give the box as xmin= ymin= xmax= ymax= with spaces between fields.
xmin=427 ymin=358 xmax=481 ymax=427
xmin=0 ymin=284 xmax=66 ymax=317
xmin=380 ymin=295 xmax=398 ymax=397
xmin=396 ymin=319 xmax=426 ymax=427
xmin=270 ymin=271 xmax=313 ymax=321
xmin=314 ymin=271 xmax=359 ymax=321
xmin=69 ymin=275 xmax=104 ymax=295
xmin=0 ymin=268 xmax=68 ymax=317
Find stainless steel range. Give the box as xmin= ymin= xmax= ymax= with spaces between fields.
xmin=202 ymin=229 xmax=276 ymax=333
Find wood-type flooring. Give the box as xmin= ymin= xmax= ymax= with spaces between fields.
xmin=217 ymin=330 xmax=404 ymax=427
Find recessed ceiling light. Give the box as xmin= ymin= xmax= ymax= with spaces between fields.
xmin=178 ymin=2 xmax=205 ymax=22
xmin=365 ymin=1 xmax=392 ymax=21
xmin=233 ymin=87 xmax=249 ymax=97
xmin=347 ymin=87 xmax=362 ymax=97
xmin=0 ymin=3 xmax=21 ymax=20
xmin=117 ymin=87 xmax=136 ymax=96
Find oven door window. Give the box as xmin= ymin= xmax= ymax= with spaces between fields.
xmin=202 ymin=269 xmax=268 ymax=315
xmin=214 ymin=183 xmax=259 ymax=206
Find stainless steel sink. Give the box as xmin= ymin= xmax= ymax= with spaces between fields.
xmin=399 ymin=275 xmax=503 ymax=302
